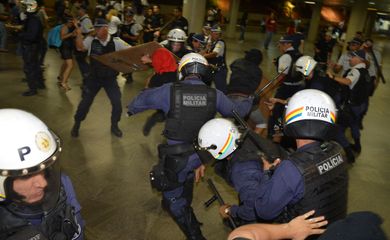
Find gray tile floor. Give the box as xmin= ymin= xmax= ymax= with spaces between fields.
xmin=0 ymin=31 xmax=389 ymax=239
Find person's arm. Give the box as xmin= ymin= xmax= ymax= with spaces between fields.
xmin=60 ymin=25 xmax=75 ymax=40
xmin=254 ymin=161 xmax=304 ymax=220
xmin=228 ymin=210 xmax=327 ymax=240
xmin=127 ymin=84 xmax=171 ymax=115
xmin=326 ymin=69 xmax=355 ymax=86
xmin=216 ymin=90 xmax=253 ymax=117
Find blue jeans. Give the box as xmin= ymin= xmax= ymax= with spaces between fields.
xmin=0 ymin=21 xmax=7 ymax=49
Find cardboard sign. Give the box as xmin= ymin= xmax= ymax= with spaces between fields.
xmin=92 ymin=41 xmax=162 ymax=73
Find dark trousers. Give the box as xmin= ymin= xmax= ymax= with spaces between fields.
xmin=74 ymin=77 xmax=122 ymax=124
xmin=22 ymin=43 xmax=43 ymax=90
xmin=39 ymin=38 xmax=47 ymax=67
xmin=74 ymin=50 xmax=90 ymax=80
xmin=162 ymin=151 xmax=204 ymax=239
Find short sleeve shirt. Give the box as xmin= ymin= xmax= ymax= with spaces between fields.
xmin=345 ymin=62 xmax=366 ymax=89
xmin=83 ymin=35 xmax=130 ymax=55
xmin=212 ymin=40 xmax=225 ymax=57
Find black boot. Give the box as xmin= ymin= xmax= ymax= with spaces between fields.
xmin=352 ymin=138 xmax=361 ymax=153
xmin=172 ymin=207 xmax=206 ymax=240
xmin=22 ymin=89 xmax=37 ymax=96
xmin=111 ymin=123 xmax=123 ymax=138
xmin=344 ymin=146 xmax=355 ymax=164
xmin=71 ymin=121 xmax=81 ymax=138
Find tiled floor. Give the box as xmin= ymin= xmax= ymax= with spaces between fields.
xmin=0 ymin=30 xmax=389 ymax=239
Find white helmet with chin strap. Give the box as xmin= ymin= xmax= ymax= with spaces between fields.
xmin=197 ymin=118 xmax=241 ymax=160
xmin=178 ymin=53 xmax=209 ymax=80
xmin=284 ymin=89 xmax=337 ymax=140
xmin=167 ymin=28 xmax=187 ymax=42
xmin=295 ymin=56 xmax=317 ymax=77
xmin=21 ymin=0 xmax=38 ymax=13
xmin=0 ymin=109 xmax=61 ymax=201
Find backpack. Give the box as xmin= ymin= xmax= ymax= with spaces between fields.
xmin=47 ymin=24 xmax=62 ymax=49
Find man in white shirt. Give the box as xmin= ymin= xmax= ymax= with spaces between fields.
xmin=327 ymin=49 xmax=370 ymax=155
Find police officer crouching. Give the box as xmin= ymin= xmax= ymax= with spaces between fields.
xmin=199 ymin=89 xmax=348 ymax=227
xmin=0 ymin=109 xmax=84 ymax=239
xmin=127 ymin=53 xmax=253 ymax=239
xmin=71 ymin=18 xmax=130 ymax=138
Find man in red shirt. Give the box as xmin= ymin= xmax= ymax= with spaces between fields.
xmin=264 ymin=12 xmax=277 ymax=50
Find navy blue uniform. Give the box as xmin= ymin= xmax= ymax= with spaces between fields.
xmin=20 ymin=12 xmax=44 ymax=93
xmin=127 ymin=77 xmax=252 ymax=238
xmin=229 ymin=160 xmax=264 ymax=222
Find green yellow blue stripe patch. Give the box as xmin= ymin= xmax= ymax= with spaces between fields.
xmin=285 ymin=107 xmax=304 ymax=124
xmin=215 ymin=133 xmax=233 ymax=159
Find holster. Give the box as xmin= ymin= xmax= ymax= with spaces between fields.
xmin=149 ymin=143 xmax=195 ymax=192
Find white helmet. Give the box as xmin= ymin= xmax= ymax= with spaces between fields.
xmin=178 ymin=53 xmax=209 ymax=80
xmin=21 ymin=0 xmax=38 ymax=13
xmin=167 ymin=28 xmax=187 ymax=42
xmin=0 ymin=109 xmax=61 ymax=201
xmin=284 ymin=89 xmax=337 ymax=140
xmin=295 ymin=56 xmax=317 ymax=77
xmin=198 ymin=118 xmax=241 ymax=160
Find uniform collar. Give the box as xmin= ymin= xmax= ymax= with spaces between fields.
xmin=95 ymin=35 xmax=112 ymax=46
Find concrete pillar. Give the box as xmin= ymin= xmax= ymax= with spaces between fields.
xmin=344 ymin=0 xmax=368 ymax=50
xmin=226 ymin=0 xmax=240 ymax=38
xmin=363 ymin=11 xmax=377 ymax=38
xmin=183 ymin=0 xmax=207 ymax=33
xmin=307 ymin=3 xmax=322 ymax=42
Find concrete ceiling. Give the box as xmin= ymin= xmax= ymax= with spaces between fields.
xmin=303 ymin=0 xmax=390 ymax=13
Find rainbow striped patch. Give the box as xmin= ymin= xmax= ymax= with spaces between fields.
xmin=330 ymin=111 xmax=336 ymax=123
xmin=285 ymin=107 xmax=304 ymax=124
xmin=215 ymin=133 xmax=234 ymax=159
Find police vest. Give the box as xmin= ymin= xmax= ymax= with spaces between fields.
xmin=89 ymin=38 xmax=118 ymax=79
xmin=276 ymin=141 xmax=348 ymax=224
xmin=120 ymin=22 xmax=137 ymax=46
xmin=208 ymin=39 xmax=226 ymax=68
xmin=343 ymin=67 xmax=371 ymax=105
xmin=276 ymin=49 xmax=302 ymax=84
xmin=164 ymin=82 xmax=217 ymax=142
xmin=0 ymin=187 xmax=80 ymax=240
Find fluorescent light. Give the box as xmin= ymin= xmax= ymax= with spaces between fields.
xmin=367 ymin=7 xmax=377 ymax=11
xmin=368 ymin=1 xmax=375 ymax=5
xmin=304 ymin=1 xmax=316 ymax=4
xmin=377 ymin=12 xmax=389 ymax=15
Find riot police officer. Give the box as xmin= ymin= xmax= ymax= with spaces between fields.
xmin=295 ymin=56 xmax=355 ymax=163
xmin=71 ymin=18 xmax=130 ymax=138
xmin=198 ymin=89 xmax=348 ymax=225
xmin=19 ymin=0 xmax=45 ymax=96
xmin=127 ymin=53 xmax=253 ymax=239
xmin=161 ymin=28 xmax=191 ymax=59
xmin=0 ymin=109 xmax=84 ymax=240
xmin=197 ymin=118 xmax=284 ymax=224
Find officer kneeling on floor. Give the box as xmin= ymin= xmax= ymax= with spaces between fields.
xmin=0 ymin=109 xmax=84 ymax=240
xmin=199 ymin=89 xmax=348 ymax=228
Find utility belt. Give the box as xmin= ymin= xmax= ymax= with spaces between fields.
xmin=149 ymin=143 xmax=195 ymax=192
xmin=282 ymin=80 xmax=305 ymax=86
